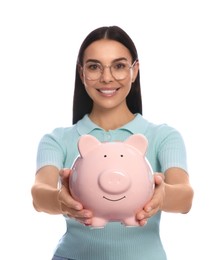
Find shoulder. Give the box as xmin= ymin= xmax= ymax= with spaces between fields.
xmin=137 ymin=114 xmax=182 ymax=138
xmin=137 ymin=116 xmax=186 ymax=152
xmin=38 ymin=115 xmax=94 ymax=147
xmin=45 ymin=124 xmax=77 ymax=138
xmin=38 ymin=124 xmax=79 ymax=147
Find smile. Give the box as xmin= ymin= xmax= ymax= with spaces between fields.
xmin=103 ymin=196 xmax=126 ymax=201
xmin=99 ymin=89 xmax=116 ymax=94
xmin=97 ymin=88 xmax=120 ymax=95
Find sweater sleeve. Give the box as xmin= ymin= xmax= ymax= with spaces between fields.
xmin=157 ymin=126 xmax=188 ymax=174
xmin=36 ymin=128 xmax=66 ymax=172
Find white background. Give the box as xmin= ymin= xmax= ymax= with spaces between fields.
xmin=0 ymin=0 xmax=222 ymax=259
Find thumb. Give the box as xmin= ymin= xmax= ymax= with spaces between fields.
xmin=154 ymin=174 xmax=164 ymax=185
xmin=59 ymin=168 xmax=71 ymax=178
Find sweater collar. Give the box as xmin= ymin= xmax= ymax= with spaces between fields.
xmin=76 ymin=113 xmax=148 ymax=135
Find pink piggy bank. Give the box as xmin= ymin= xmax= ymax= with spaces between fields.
xmin=69 ymin=134 xmax=154 ymax=228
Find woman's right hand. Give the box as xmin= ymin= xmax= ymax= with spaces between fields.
xmin=58 ymin=168 xmax=93 ymax=226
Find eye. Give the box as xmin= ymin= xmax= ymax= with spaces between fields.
xmin=112 ymin=62 xmax=127 ymax=70
xmin=104 ymin=155 xmax=107 ymax=158
xmin=120 ymin=154 xmax=124 ymax=157
xmin=86 ymin=63 xmax=102 ymax=71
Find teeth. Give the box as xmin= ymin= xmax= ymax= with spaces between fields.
xmin=100 ymin=89 xmax=116 ymax=94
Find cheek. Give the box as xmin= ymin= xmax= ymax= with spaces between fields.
xmin=124 ymin=77 xmax=134 ymax=89
xmin=84 ymin=82 xmax=99 ymax=98
xmin=84 ymin=81 xmax=98 ymax=89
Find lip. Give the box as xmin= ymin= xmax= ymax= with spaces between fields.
xmin=97 ymin=88 xmax=120 ymax=96
xmin=103 ymin=196 xmax=126 ymax=202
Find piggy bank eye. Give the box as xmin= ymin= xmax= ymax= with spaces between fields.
xmin=120 ymin=154 xmax=124 ymax=157
xmin=104 ymin=155 xmax=107 ymax=158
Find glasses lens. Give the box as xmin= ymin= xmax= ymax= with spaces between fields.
xmin=110 ymin=61 xmax=131 ymax=80
xmin=84 ymin=62 xmax=102 ymax=80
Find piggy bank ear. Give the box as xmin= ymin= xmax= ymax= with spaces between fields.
xmin=78 ymin=135 xmax=101 ymax=157
xmin=124 ymin=134 xmax=148 ymax=155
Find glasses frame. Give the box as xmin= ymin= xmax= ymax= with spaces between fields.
xmin=81 ymin=60 xmax=137 ymax=81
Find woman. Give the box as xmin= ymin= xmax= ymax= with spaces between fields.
xmin=31 ymin=25 xmax=194 ymax=260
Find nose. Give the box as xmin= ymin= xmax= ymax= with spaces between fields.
xmin=100 ymin=66 xmax=114 ymax=82
xmin=98 ymin=169 xmax=131 ymax=194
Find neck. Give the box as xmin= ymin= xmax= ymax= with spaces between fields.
xmin=89 ymin=108 xmax=135 ymax=131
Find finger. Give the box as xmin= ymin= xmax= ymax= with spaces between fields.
xmin=59 ymin=170 xmax=72 ymax=190
xmin=69 ymin=208 xmax=92 ymax=219
xmin=136 ymin=206 xmax=159 ymax=224
xmin=144 ymin=196 xmax=161 ymax=214
xmin=58 ymin=186 xmax=83 ymax=210
xmin=154 ymin=174 xmax=163 ymax=185
xmin=67 ymin=209 xmax=93 ymax=226
xmin=59 ymin=168 xmax=71 ymax=178
xmin=73 ymin=217 xmax=92 ymax=226
xmin=138 ymin=219 xmax=147 ymax=226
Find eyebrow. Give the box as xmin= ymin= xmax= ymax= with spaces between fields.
xmin=85 ymin=57 xmax=129 ymax=64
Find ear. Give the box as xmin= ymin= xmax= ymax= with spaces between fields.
xmin=132 ymin=60 xmax=139 ymax=83
xmin=78 ymin=64 xmax=84 ymax=83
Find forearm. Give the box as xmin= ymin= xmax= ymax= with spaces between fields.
xmin=31 ymin=183 xmax=61 ymax=214
xmin=162 ymin=183 xmax=194 ymax=213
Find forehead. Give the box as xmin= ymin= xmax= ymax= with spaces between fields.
xmin=83 ymin=39 xmax=132 ymax=62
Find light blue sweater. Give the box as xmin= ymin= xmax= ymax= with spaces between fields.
xmin=36 ymin=114 xmax=188 ymax=260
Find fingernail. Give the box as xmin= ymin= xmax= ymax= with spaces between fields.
xmin=142 ymin=220 xmax=147 ymax=226
xmin=75 ymin=205 xmax=82 ymax=210
xmin=145 ymin=207 xmax=152 ymax=213
xmin=84 ymin=219 xmax=91 ymax=225
xmin=84 ymin=212 xmax=91 ymax=218
xmin=138 ymin=214 xmax=144 ymax=220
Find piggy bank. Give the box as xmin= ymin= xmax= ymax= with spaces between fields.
xmin=69 ymin=134 xmax=154 ymax=228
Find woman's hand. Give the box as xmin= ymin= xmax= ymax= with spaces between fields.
xmin=136 ymin=173 xmax=165 ymax=226
xmin=58 ymin=168 xmax=93 ymax=226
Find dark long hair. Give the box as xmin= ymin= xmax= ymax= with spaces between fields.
xmin=72 ymin=26 xmax=142 ymax=124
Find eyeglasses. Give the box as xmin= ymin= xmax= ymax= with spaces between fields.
xmin=82 ymin=60 xmax=137 ymax=81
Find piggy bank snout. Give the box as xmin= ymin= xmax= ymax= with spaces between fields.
xmin=98 ymin=170 xmax=131 ymax=195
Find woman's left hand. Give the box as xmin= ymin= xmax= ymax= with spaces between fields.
xmin=136 ymin=173 xmax=165 ymax=226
